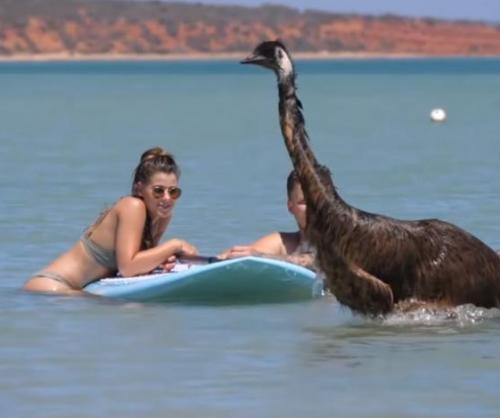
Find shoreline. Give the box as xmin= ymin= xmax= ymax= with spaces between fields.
xmin=0 ymin=51 xmax=496 ymax=62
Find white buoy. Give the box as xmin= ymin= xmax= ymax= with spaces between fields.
xmin=430 ymin=108 xmax=447 ymax=122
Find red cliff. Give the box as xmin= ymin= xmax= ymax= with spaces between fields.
xmin=1 ymin=0 xmax=500 ymax=57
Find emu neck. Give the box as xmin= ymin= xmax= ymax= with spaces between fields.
xmin=276 ymin=73 xmax=340 ymax=203
xmin=276 ymin=69 xmax=358 ymax=251
xmin=277 ymin=73 xmax=296 ymax=100
xmin=278 ymin=74 xmax=319 ymax=167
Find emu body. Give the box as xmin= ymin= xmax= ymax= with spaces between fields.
xmin=242 ymin=41 xmax=500 ymax=315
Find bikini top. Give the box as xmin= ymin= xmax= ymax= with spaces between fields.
xmin=81 ymin=234 xmax=117 ymax=270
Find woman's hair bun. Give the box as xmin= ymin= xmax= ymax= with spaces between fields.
xmin=140 ymin=147 xmax=173 ymax=163
xmin=132 ymin=147 xmax=180 ymax=191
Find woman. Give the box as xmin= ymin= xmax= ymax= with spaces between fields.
xmin=24 ymin=147 xmax=198 ymax=295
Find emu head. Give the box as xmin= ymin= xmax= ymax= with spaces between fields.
xmin=241 ymin=40 xmax=295 ymax=79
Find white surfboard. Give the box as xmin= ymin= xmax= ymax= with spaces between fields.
xmin=84 ymin=256 xmax=323 ymax=304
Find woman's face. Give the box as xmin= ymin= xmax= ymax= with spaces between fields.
xmin=137 ymin=172 xmax=181 ymax=219
xmin=287 ymin=182 xmax=306 ymax=231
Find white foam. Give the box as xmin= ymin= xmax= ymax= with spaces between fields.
xmin=383 ymin=303 xmax=500 ymax=327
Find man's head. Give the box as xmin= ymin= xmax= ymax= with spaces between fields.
xmin=286 ymin=167 xmax=332 ymax=231
xmin=286 ymin=170 xmax=306 ymax=230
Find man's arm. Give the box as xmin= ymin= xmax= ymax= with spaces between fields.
xmin=280 ymin=253 xmax=317 ymax=271
xmin=220 ymin=232 xmax=317 ymax=271
xmin=219 ymin=232 xmax=284 ymax=259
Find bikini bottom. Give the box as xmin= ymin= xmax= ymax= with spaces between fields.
xmin=32 ymin=271 xmax=76 ymax=289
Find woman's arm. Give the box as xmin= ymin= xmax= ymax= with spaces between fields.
xmin=115 ymin=198 xmax=197 ymax=276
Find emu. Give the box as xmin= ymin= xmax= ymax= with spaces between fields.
xmin=241 ymin=40 xmax=500 ymax=316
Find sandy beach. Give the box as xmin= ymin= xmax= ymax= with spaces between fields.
xmin=0 ymin=51 xmax=430 ymax=62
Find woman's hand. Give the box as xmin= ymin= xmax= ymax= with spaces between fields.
xmin=161 ymin=255 xmax=177 ymax=272
xmin=174 ymin=239 xmax=199 ymax=257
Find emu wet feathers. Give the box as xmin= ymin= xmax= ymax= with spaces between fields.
xmin=242 ymin=40 xmax=500 ymax=316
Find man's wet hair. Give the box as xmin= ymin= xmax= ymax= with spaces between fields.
xmin=286 ymin=167 xmax=331 ymax=199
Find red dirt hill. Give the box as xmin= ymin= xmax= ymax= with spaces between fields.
xmin=1 ymin=0 xmax=500 ymax=56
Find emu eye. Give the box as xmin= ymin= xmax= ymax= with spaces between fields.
xmin=277 ymin=49 xmax=283 ymax=59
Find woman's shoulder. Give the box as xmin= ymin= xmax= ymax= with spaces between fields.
xmin=114 ymin=196 xmax=146 ymax=213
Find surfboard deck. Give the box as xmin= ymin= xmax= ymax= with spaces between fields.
xmin=84 ymin=256 xmax=323 ymax=304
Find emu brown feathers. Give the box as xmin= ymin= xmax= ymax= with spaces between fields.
xmin=242 ymin=40 xmax=500 ymax=316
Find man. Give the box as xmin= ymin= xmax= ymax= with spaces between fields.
xmin=219 ymin=170 xmax=320 ymax=270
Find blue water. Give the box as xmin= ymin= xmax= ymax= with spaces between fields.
xmin=1 ymin=58 xmax=500 ymax=417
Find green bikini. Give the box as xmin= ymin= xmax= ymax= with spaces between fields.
xmin=33 ymin=234 xmax=117 ymax=288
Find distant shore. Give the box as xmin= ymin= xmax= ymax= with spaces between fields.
xmin=0 ymin=51 xmax=446 ymax=62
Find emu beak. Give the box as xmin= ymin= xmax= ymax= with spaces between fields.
xmin=240 ymin=53 xmax=264 ymax=65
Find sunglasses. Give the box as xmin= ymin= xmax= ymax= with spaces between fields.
xmin=151 ymin=185 xmax=182 ymax=200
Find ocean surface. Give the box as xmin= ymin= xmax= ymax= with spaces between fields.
xmin=1 ymin=58 xmax=500 ymax=417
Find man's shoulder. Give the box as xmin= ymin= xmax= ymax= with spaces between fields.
xmin=279 ymin=231 xmax=300 ymax=240
xmin=252 ymin=231 xmax=289 ymax=255
xmin=277 ymin=231 xmax=301 ymax=254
